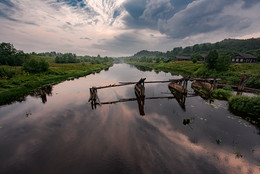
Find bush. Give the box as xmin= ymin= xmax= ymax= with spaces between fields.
xmin=192 ymin=58 xmax=197 ymax=63
xmin=22 ymin=59 xmax=49 ymax=73
xmin=229 ymin=95 xmax=260 ymax=116
xmin=222 ymin=86 xmax=233 ymax=91
xmin=0 ymin=67 xmax=15 ymax=79
xmin=211 ymin=89 xmax=232 ymax=100
xmin=246 ymin=75 xmax=260 ymax=89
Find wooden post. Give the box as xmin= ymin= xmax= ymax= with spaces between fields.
xmin=135 ymin=78 xmax=146 ymax=97
xmin=213 ymin=78 xmax=217 ymax=90
xmin=89 ymin=87 xmax=100 ymax=109
xmin=238 ymin=74 xmax=249 ymax=92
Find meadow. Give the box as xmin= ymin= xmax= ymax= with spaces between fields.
xmin=0 ymin=56 xmax=113 ymax=105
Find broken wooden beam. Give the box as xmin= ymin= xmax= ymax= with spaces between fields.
xmin=135 ymin=78 xmax=146 ymax=97
xmin=168 ymin=82 xmax=187 ymax=94
xmin=100 ymin=96 xmax=177 ymax=105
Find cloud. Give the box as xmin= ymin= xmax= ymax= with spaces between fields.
xmin=80 ymin=37 xmax=91 ymax=40
xmin=123 ymin=0 xmax=174 ymax=29
xmin=0 ymin=0 xmax=260 ymax=56
xmin=159 ymin=0 xmax=260 ymax=39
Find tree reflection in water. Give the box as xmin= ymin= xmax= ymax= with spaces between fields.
xmin=31 ymin=85 xmax=53 ymax=104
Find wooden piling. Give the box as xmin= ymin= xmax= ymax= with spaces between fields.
xmin=135 ymin=78 xmax=146 ymax=97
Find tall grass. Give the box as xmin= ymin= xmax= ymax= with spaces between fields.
xmin=126 ymin=61 xmax=260 ymax=88
xmin=229 ymin=95 xmax=260 ymax=116
xmin=0 ymin=62 xmax=113 ymax=105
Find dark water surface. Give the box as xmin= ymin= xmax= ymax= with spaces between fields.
xmin=0 ymin=64 xmax=259 ymax=174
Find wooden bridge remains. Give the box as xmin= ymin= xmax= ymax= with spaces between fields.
xmin=88 ymin=75 xmax=259 ymax=114
xmin=88 ymin=77 xmax=219 ymax=112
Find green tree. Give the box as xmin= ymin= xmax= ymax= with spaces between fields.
xmin=216 ymin=53 xmax=231 ymax=71
xmin=257 ymin=55 xmax=260 ymax=62
xmin=191 ymin=53 xmax=200 ymax=63
xmin=22 ymin=59 xmax=49 ymax=73
xmin=205 ymin=50 xmax=218 ymax=69
xmin=192 ymin=44 xmax=200 ymax=52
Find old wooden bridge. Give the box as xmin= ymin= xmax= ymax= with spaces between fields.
xmin=88 ymin=77 xmax=225 ymax=115
xmin=88 ymin=75 xmax=260 ymax=115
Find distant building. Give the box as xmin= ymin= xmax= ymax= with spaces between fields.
xmin=163 ymin=58 xmax=170 ymax=63
xmin=231 ymin=53 xmax=257 ymax=63
xmin=175 ymin=56 xmax=190 ymax=61
xmin=199 ymin=54 xmax=207 ymax=61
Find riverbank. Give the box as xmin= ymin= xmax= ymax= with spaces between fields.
xmin=0 ymin=62 xmax=113 ymax=105
xmin=211 ymin=88 xmax=260 ymax=118
xmin=126 ymin=61 xmax=260 ymax=89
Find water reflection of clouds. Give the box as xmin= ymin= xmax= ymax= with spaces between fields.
xmin=1 ymin=64 xmax=260 ymax=173
xmin=144 ymin=113 xmax=260 ymax=174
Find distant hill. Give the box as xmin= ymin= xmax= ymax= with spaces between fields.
xmin=132 ymin=38 xmax=260 ymax=58
xmin=133 ymin=50 xmax=162 ymax=58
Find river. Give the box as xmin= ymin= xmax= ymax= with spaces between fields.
xmin=0 ymin=63 xmax=259 ymax=174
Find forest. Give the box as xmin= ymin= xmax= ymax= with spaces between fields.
xmin=131 ymin=38 xmax=260 ymax=60
xmin=0 ymin=42 xmax=114 ymax=105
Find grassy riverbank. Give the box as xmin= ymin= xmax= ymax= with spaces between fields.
xmin=127 ymin=61 xmax=260 ymax=119
xmin=126 ymin=61 xmax=260 ymax=89
xmin=0 ymin=60 xmax=113 ymax=105
xmin=211 ymin=88 xmax=260 ymax=117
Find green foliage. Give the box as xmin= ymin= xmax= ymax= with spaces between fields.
xmin=0 ymin=62 xmax=113 ymax=105
xmin=22 ymin=59 xmax=49 ymax=73
xmin=216 ymin=137 xmax=222 ymax=144
xmin=0 ymin=67 xmax=15 ymax=79
xmin=211 ymin=89 xmax=232 ymax=100
xmin=192 ymin=58 xmax=197 ymax=63
xmin=133 ymin=50 xmax=162 ymax=58
xmin=191 ymin=53 xmax=200 ymax=63
xmin=257 ymin=55 xmax=260 ymax=62
xmin=205 ymin=50 xmax=218 ymax=69
xmin=130 ymin=38 xmax=260 ymax=60
xmin=246 ymin=74 xmax=260 ymax=89
xmin=55 ymin=53 xmax=79 ymax=63
xmin=222 ymin=86 xmax=233 ymax=91
xmin=216 ymin=53 xmax=231 ymax=71
xmin=229 ymin=95 xmax=260 ymax=116
xmin=0 ymin=42 xmax=29 ymax=66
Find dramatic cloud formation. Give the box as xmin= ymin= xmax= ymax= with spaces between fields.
xmin=0 ymin=0 xmax=260 ymax=56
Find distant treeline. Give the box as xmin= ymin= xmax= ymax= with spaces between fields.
xmin=132 ymin=38 xmax=260 ymax=58
xmin=0 ymin=42 xmax=114 ymax=67
xmin=0 ymin=43 xmax=30 ymax=66
xmin=55 ymin=53 xmax=79 ymax=63
xmin=55 ymin=54 xmax=113 ymax=64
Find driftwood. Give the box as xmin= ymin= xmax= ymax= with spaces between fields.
xmin=191 ymin=81 xmax=213 ymax=92
xmin=168 ymin=82 xmax=187 ymax=94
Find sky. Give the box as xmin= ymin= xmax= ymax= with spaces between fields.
xmin=0 ymin=0 xmax=260 ymax=57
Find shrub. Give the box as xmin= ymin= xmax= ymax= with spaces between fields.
xmin=0 ymin=67 xmax=15 ymax=79
xmin=222 ymin=86 xmax=233 ymax=91
xmin=211 ymin=89 xmax=232 ymax=100
xmin=228 ymin=95 xmax=260 ymax=116
xmin=246 ymin=75 xmax=260 ymax=89
xmin=192 ymin=58 xmax=197 ymax=63
xmin=22 ymin=59 xmax=49 ymax=73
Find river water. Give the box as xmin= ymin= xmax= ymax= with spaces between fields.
xmin=0 ymin=63 xmax=259 ymax=174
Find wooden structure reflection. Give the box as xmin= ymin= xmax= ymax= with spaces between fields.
xmin=88 ymin=76 xmax=260 ymax=115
